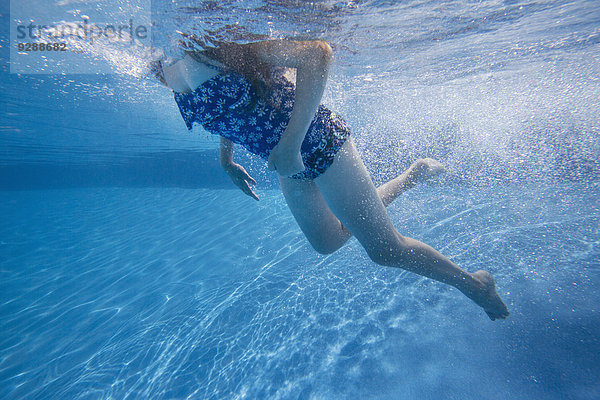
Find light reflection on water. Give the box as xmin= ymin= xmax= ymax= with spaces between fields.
xmin=1 ymin=0 xmax=598 ymax=182
xmin=1 ymin=2 xmax=600 ymax=399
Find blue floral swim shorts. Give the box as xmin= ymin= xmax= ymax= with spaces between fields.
xmin=173 ymin=68 xmax=350 ymax=180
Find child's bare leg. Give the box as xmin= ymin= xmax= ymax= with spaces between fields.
xmin=391 ymin=234 xmax=509 ymax=320
xmin=377 ymin=158 xmax=445 ymax=207
xmin=281 ymin=158 xmax=446 ymax=252
xmin=340 ymin=158 xmax=444 ymax=235
xmin=278 ymin=158 xmax=444 ymax=254
xmin=315 ymin=139 xmax=509 ymax=320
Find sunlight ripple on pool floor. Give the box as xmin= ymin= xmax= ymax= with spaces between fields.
xmin=1 ymin=184 xmax=598 ymax=399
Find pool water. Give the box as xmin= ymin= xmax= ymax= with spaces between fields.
xmin=1 ymin=184 xmax=598 ymax=399
xmin=1 ymin=0 xmax=600 ymax=399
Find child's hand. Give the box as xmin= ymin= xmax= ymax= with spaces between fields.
xmin=267 ymin=143 xmax=305 ymax=177
xmin=223 ymin=163 xmax=260 ymax=201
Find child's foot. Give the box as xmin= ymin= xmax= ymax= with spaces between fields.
xmin=410 ymin=158 xmax=446 ymax=183
xmin=470 ymin=270 xmax=510 ymax=321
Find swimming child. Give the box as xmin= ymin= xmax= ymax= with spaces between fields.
xmin=152 ymin=40 xmax=509 ymax=320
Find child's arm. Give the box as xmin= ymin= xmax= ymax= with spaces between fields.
xmin=241 ymin=40 xmax=333 ymax=176
xmin=220 ymin=137 xmax=259 ymax=201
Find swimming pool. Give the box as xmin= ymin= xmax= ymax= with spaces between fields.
xmin=1 ymin=1 xmax=599 ymax=399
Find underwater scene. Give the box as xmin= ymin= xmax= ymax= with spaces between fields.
xmin=1 ymin=0 xmax=599 ymax=399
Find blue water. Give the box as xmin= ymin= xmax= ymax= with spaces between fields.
xmin=1 ymin=185 xmax=599 ymax=399
xmin=2 ymin=0 xmax=600 ymax=399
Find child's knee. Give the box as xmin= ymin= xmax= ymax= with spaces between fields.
xmin=309 ymin=240 xmax=340 ymax=255
xmin=365 ymin=233 xmax=412 ymax=266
